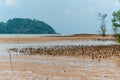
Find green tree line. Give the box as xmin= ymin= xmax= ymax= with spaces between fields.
xmin=0 ymin=18 xmax=56 ymax=34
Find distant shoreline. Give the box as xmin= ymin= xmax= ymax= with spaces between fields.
xmin=0 ymin=34 xmax=115 ymax=42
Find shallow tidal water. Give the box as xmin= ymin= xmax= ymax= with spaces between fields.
xmin=0 ymin=40 xmax=117 ymax=56
xmin=0 ymin=36 xmax=118 ymax=79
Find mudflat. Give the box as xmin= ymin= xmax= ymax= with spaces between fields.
xmin=0 ymin=34 xmax=118 ymax=80
xmin=0 ymin=55 xmax=120 ymax=80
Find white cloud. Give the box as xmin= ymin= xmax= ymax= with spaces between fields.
xmin=4 ymin=0 xmax=17 ymax=7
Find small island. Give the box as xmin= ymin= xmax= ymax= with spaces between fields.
xmin=0 ymin=18 xmax=56 ymax=34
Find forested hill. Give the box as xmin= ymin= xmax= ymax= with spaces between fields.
xmin=0 ymin=18 xmax=56 ymax=34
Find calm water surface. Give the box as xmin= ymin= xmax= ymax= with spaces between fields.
xmin=0 ymin=40 xmax=117 ymax=56
xmin=0 ymin=34 xmax=61 ymax=38
xmin=0 ymin=34 xmax=117 ymax=56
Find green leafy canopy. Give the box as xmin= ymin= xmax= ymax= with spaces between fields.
xmin=0 ymin=18 xmax=56 ymax=34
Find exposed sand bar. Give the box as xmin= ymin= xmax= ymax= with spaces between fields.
xmin=0 ymin=35 xmax=114 ymax=42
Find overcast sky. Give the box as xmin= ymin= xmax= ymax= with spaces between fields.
xmin=0 ymin=0 xmax=120 ymax=34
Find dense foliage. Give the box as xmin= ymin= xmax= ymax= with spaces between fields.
xmin=116 ymin=34 xmax=120 ymax=43
xmin=112 ymin=10 xmax=120 ymax=37
xmin=0 ymin=18 xmax=56 ymax=34
xmin=112 ymin=10 xmax=120 ymax=27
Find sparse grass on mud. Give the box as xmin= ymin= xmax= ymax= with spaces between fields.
xmin=10 ymin=44 xmax=120 ymax=61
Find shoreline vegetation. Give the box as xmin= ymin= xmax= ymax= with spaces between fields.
xmin=10 ymin=44 xmax=120 ymax=61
